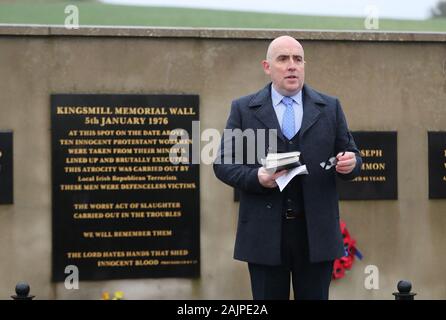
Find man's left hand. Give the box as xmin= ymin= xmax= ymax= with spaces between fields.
xmin=335 ymin=151 xmax=356 ymax=174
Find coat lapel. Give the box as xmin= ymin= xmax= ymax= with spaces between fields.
xmin=250 ymin=84 xmax=285 ymax=142
xmin=299 ymin=85 xmax=325 ymax=139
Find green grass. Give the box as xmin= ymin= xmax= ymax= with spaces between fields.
xmin=0 ymin=0 xmax=445 ymax=32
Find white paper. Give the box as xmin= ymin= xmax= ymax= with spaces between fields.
xmin=275 ymin=165 xmax=309 ymax=192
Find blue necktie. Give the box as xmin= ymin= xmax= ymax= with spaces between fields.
xmin=282 ymin=96 xmax=295 ymax=140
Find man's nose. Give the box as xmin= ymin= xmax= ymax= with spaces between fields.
xmin=286 ymin=58 xmax=297 ymax=69
xmin=287 ymin=63 xmax=297 ymax=70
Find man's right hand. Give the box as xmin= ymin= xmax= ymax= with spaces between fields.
xmin=258 ymin=167 xmax=287 ymax=188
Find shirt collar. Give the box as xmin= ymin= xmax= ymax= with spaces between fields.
xmin=271 ymin=84 xmax=302 ymax=108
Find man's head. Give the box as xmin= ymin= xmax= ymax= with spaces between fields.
xmin=262 ymin=36 xmax=305 ymax=96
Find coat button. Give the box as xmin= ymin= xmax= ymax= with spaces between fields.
xmin=266 ymin=203 xmax=272 ymax=209
xmin=289 ymin=141 xmax=293 ymax=145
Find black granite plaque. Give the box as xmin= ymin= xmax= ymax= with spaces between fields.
xmin=0 ymin=131 xmax=13 ymax=204
xmin=428 ymin=132 xmax=446 ymax=199
xmin=338 ymin=131 xmax=398 ymax=200
xmin=51 ymin=94 xmax=200 ymax=281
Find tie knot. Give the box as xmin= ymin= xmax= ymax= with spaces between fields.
xmin=282 ymin=96 xmax=294 ymax=108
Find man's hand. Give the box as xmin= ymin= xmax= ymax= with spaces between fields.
xmin=258 ymin=167 xmax=287 ymax=188
xmin=335 ymin=151 xmax=357 ymax=174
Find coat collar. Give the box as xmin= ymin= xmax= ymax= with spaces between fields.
xmin=249 ymin=83 xmax=326 ymax=141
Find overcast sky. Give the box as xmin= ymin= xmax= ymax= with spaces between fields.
xmin=101 ymin=0 xmax=440 ymax=20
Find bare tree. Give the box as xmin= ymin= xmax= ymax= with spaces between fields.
xmin=431 ymin=0 xmax=446 ymax=18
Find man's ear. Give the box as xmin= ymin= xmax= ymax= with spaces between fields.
xmin=262 ymin=60 xmax=270 ymax=75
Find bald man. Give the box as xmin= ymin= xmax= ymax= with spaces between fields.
xmin=214 ymin=36 xmax=362 ymax=300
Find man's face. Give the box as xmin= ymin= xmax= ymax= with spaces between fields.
xmin=262 ymin=37 xmax=305 ymax=96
